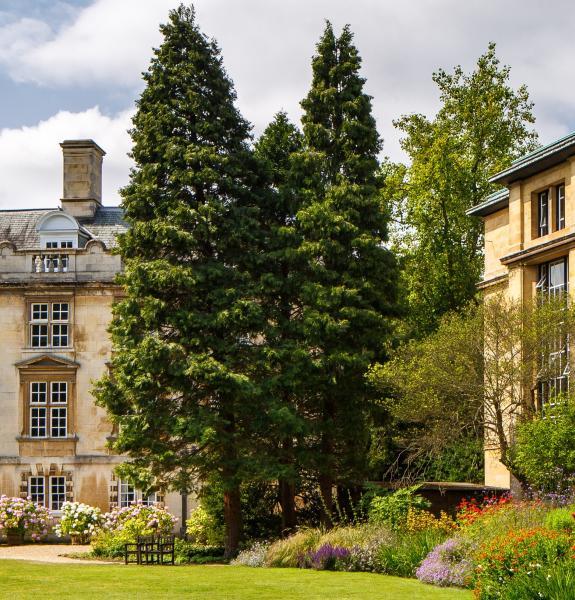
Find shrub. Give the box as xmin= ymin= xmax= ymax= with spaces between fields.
xmin=231 ymin=541 xmax=269 ymax=567
xmin=376 ymin=528 xmax=447 ymax=577
xmin=264 ymin=529 xmax=322 ymax=568
xmin=458 ymin=498 xmax=548 ymax=546
xmin=406 ymin=508 xmax=457 ymax=534
xmin=186 ymin=505 xmax=224 ymax=546
xmin=499 ymin=561 xmax=575 ymax=600
xmin=368 ymin=486 xmax=430 ymax=530
xmin=55 ymin=502 xmax=103 ymax=543
xmin=544 ymin=507 xmax=575 ymax=532
xmin=416 ymin=537 xmax=475 ymax=587
xmin=0 ymin=495 xmax=51 ymax=541
xmin=91 ymin=502 xmax=177 ymax=559
xmin=513 ymin=399 xmax=575 ymax=492
xmin=473 ymin=527 xmax=573 ymax=599
xmin=174 ymin=539 xmax=225 ymax=564
xmin=301 ymin=544 xmax=350 ymax=570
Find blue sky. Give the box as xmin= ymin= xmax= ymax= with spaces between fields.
xmin=1 ymin=0 xmax=574 ymax=209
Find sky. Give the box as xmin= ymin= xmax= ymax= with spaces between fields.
xmin=0 ymin=0 xmax=574 ymax=209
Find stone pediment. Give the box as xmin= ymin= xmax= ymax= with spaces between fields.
xmin=15 ymin=354 xmax=80 ymax=371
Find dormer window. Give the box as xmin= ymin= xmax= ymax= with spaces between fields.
xmin=37 ymin=211 xmax=80 ymax=250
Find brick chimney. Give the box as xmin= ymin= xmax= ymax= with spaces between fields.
xmin=60 ymin=140 xmax=106 ymax=217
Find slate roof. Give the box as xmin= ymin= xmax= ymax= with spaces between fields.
xmin=0 ymin=206 xmax=127 ymax=250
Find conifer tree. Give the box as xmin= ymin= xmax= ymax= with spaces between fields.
xmin=297 ymin=23 xmax=398 ymax=521
xmin=94 ymin=5 xmax=265 ymax=557
xmin=253 ymin=112 xmax=308 ymax=531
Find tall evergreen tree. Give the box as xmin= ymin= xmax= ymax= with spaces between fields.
xmin=296 ymin=23 xmax=398 ymax=521
xmin=253 ymin=112 xmax=308 ymax=532
xmin=94 ymin=5 xmax=265 ymax=557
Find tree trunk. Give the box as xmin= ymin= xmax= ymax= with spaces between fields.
xmin=279 ymin=477 xmax=297 ymax=534
xmin=319 ymin=473 xmax=334 ymax=528
xmin=223 ymin=485 xmax=242 ymax=559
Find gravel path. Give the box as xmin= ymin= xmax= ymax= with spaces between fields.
xmin=0 ymin=544 xmax=113 ymax=564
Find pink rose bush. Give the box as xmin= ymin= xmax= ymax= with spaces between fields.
xmin=0 ymin=495 xmax=51 ymax=541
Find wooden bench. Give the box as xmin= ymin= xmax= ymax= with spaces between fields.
xmin=125 ymin=534 xmax=175 ymax=565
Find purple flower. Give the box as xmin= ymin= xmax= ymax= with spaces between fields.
xmin=302 ymin=544 xmax=351 ymax=571
xmin=416 ymin=537 xmax=474 ymax=588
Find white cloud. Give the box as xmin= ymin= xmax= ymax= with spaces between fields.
xmin=0 ymin=0 xmax=173 ymax=88
xmin=0 ymin=0 xmax=574 ymax=176
xmin=0 ymin=107 xmax=133 ymax=209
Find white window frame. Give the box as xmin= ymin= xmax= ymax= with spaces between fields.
xmin=28 ymin=476 xmax=45 ymax=505
xmin=49 ymin=476 xmax=66 ymax=511
xmin=29 ymin=301 xmax=70 ymax=349
xmin=118 ymin=480 xmax=158 ymax=507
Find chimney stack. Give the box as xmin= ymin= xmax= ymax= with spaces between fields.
xmin=60 ymin=140 xmax=106 ymax=217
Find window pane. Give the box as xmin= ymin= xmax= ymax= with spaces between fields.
xmin=119 ymin=481 xmax=136 ymax=507
xmin=31 ymin=324 xmax=49 ymax=347
xmin=142 ymin=493 xmax=157 ymax=506
xmin=29 ymin=477 xmax=45 ymax=505
xmin=50 ymin=407 xmax=67 ymax=438
xmin=46 ymin=241 xmax=58 ymax=249
xmin=60 ymin=241 xmax=73 ymax=249
xmin=50 ymin=477 xmax=66 ymax=510
xmin=52 ymin=324 xmax=68 ymax=347
xmin=30 ymin=407 xmax=47 ymax=437
xmin=31 ymin=382 xmax=47 ymax=404
xmin=539 ymin=190 xmax=549 ymax=236
xmin=557 ymin=185 xmax=565 ymax=230
xmin=52 ymin=303 xmax=69 ymax=321
xmin=31 ymin=304 xmax=48 ymax=321
xmin=51 ymin=382 xmax=68 ymax=403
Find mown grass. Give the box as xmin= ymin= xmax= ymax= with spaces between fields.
xmin=0 ymin=560 xmax=472 ymax=599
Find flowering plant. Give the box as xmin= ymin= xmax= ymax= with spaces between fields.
xmin=0 ymin=495 xmax=51 ymax=541
xmin=416 ymin=537 xmax=474 ymax=587
xmin=456 ymin=493 xmax=510 ymax=527
xmin=300 ymin=543 xmax=350 ymax=570
xmin=473 ymin=527 xmax=572 ymax=599
xmin=406 ymin=508 xmax=457 ymax=534
xmin=102 ymin=502 xmax=177 ymax=536
xmin=55 ymin=502 xmax=103 ymax=543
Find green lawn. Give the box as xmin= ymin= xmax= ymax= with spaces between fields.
xmin=0 ymin=560 xmax=471 ymax=599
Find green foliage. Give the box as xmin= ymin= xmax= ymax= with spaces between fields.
xmin=295 ymin=20 xmax=398 ymax=515
xmin=497 ymin=561 xmax=575 ymax=600
xmin=419 ymin=438 xmax=484 ymax=484
xmin=368 ymin=486 xmax=430 ymax=530
xmin=186 ymin=505 xmax=224 ymax=546
xmin=458 ymin=500 xmax=549 ymax=547
xmin=174 ymin=539 xmax=225 ymax=564
xmin=93 ymin=4 xmax=270 ymax=556
xmin=91 ymin=529 xmax=133 ymax=559
xmin=393 ymin=42 xmax=538 ymax=335
xmin=473 ymin=528 xmax=572 ymax=599
xmin=544 ymin=508 xmax=575 ymax=532
xmin=376 ymin=529 xmax=447 ymax=578
xmin=513 ymin=399 xmax=575 ymax=492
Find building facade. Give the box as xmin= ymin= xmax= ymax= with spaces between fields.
xmin=0 ymin=140 xmax=187 ymax=520
xmin=469 ymin=132 xmax=575 ymax=488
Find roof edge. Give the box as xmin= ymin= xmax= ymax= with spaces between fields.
xmin=467 ymin=188 xmax=509 ymax=217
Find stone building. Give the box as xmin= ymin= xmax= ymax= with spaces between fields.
xmin=0 ymin=140 xmax=187 ymax=521
xmin=468 ymin=132 xmax=575 ymax=489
